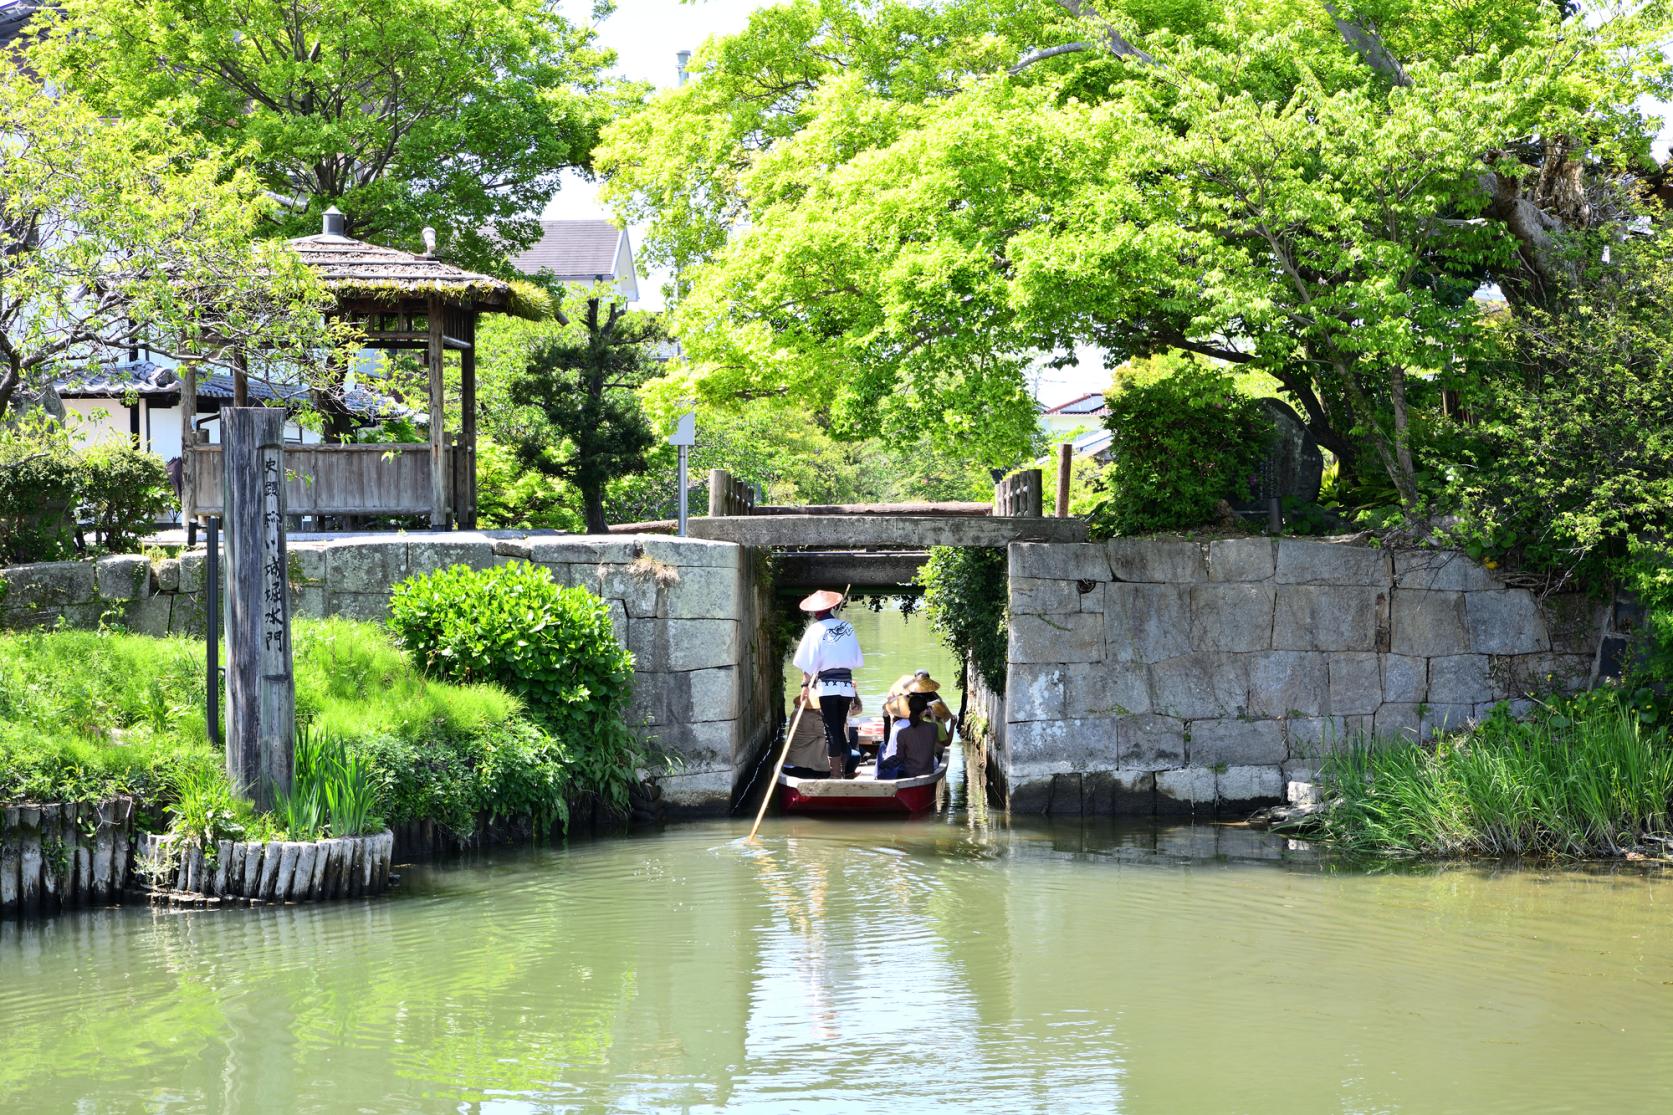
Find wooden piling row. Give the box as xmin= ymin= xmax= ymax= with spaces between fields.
xmin=132 ymin=830 xmax=393 ymax=905
xmin=0 ymin=798 xmax=135 ymax=918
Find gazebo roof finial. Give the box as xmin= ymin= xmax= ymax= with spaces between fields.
xmin=321 ymin=206 xmax=347 ymax=238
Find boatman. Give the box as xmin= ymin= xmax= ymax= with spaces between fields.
xmin=792 ymin=588 xmax=864 ymax=781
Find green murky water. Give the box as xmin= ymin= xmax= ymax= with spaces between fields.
xmin=4 ymin=820 xmax=1673 ymax=1112
xmin=6 ymin=609 xmax=1673 ymax=1112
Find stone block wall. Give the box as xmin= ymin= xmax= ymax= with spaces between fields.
xmin=0 ymin=533 xmax=774 ymax=815
xmin=1002 ymin=537 xmax=1611 ymax=816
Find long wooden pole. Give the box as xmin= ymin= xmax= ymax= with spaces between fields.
xmin=747 ymin=700 xmax=808 ymax=842
xmin=746 ymin=584 xmax=851 ymax=842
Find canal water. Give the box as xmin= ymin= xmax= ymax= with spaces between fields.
xmin=5 ymin=610 xmax=1673 ymax=1111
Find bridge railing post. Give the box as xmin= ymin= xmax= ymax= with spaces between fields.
xmin=993 ymin=469 xmax=1043 ymax=517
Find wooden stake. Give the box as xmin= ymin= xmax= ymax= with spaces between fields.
xmin=1056 ymin=442 xmax=1073 ymax=517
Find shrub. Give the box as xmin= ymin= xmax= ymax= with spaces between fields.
xmin=920 ymin=546 xmax=1008 ymax=696
xmin=0 ymin=413 xmax=80 ymax=562
xmin=1088 ymin=362 xmax=1274 ymax=536
xmin=387 ymin=562 xmax=639 ymax=810
xmin=1318 ymin=696 xmax=1673 ymax=857
xmin=1623 ymin=541 xmax=1673 ymax=704
xmin=1435 ymin=234 xmax=1673 ymax=585
xmin=78 ymin=438 xmax=176 ymax=552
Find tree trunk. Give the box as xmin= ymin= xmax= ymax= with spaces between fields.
xmin=582 ymin=482 xmax=608 ymax=535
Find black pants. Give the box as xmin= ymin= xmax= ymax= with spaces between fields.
xmin=818 ymin=694 xmax=851 ymax=757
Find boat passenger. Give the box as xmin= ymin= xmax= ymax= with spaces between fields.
xmin=877 ymin=692 xmax=939 ymax=780
xmin=792 ymin=588 xmax=864 ymax=781
xmin=884 ymin=672 xmax=953 ymax=745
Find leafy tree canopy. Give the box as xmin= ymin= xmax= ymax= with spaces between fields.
xmin=37 ymin=0 xmax=628 ymax=268
xmin=600 ymin=0 xmax=1672 ymax=499
xmin=0 ymin=57 xmax=341 ymax=419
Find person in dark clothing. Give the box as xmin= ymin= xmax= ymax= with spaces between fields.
xmin=877 ymin=691 xmax=939 ymax=780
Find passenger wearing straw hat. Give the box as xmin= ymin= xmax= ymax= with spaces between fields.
xmin=883 ymin=671 xmax=952 ymax=741
xmin=792 ymin=588 xmax=864 ymax=780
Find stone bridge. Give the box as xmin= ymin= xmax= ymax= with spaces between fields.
xmin=687 ymin=469 xmax=1087 ymax=590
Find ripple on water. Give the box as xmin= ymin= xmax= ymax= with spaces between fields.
xmin=4 ymin=820 xmax=1673 ymax=1113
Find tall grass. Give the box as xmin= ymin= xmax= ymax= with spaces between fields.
xmin=275 ymin=725 xmax=384 ymax=838
xmin=1 ymin=619 xmax=584 ymax=839
xmin=1320 ymin=699 xmax=1673 ymax=858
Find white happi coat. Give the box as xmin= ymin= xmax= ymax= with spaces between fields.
xmin=793 ymin=617 xmax=864 ymax=698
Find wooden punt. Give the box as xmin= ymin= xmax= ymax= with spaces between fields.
xmin=778 ymin=759 xmax=947 ymax=816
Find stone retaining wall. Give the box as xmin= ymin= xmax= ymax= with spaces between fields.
xmin=0 ymin=532 xmax=775 ymax=815
xmin=1 ymin=798 xmax=136 ymax=917
xmin=1002 ymin=537 xmax=1615 ymax=816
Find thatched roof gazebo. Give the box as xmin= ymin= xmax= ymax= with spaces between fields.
xmin=182 ymin=208 xmax=514 ymax=530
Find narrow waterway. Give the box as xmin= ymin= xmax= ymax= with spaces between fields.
xmin=4 ymin=820 xmax=1673 ymax=1112
xmin=5 ymin=609 xmax=1673 ymax=1112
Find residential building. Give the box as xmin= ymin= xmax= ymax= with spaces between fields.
xmin=507 ymin=219 xmax=640 ymax=302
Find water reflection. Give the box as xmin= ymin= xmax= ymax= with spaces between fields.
xmin=4 ymin=820 xmax=1673 ymax=1113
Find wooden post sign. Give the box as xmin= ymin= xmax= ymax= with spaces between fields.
xmin=221 ymin=407 xmax=295 ymax=809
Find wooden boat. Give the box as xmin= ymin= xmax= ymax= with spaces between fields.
xmin=778 ymin=758 xmax=948 ymax=816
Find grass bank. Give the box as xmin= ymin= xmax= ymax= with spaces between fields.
xmin=1317 ymin=697 xmax=1673 ymax=858
xmin=0 ymin=619 xmax=628 ymax=842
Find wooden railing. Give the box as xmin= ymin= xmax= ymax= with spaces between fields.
xmin=186 ymin=442 xmax=467 ymax=518
xmin=706 ymin=468 xmax=756 ymax=517
xmin=993 ymin=469 xmax=1043 ymax=517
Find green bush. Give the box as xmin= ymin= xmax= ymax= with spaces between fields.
xmin=1624 ymin=541 xmax=1673 ymax=704
xmin=920 ymin=546 xmax=1008 ymax=696
xmin=1318 ymin=696 xmax=1673 ymax=858
xmin=0 ymin=414 xmax=80 ymax=562
xmin=1088 ymin=363 xmax=1274 ymax=536
xmin=387 ymin=562 xmax=639 ymax=812
xmin=78 ymin=438 xmax=176 ymax=551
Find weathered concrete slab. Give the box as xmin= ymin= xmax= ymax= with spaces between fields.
xmin=690 ymin=514 xmax=1087 ymax=548
xmin=1105 ymin=582 xmax=1191 ymax=664
xmin=1207 ymin=537 xmax=1276 ymax=582
xmin=1107 ymin=538 xmax=1207 ymax=583
xmin=1010 ymin=542 xmax=1110 ymax=581
xmin=1273 ymin=585 xmax=1385 ymax=651
xmin=773 ymin=550 xmax=927 ymax=589
xmin=1188 ymin=583 xmax=1275 ymax=652
xmin=1274 ymin=539 xmax=1391 ymax=585
xmin=1186 ymin=718 xmax=1285 ymax=766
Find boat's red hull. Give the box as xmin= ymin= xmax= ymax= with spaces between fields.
xmin=780 ymin=780 xmax=940 ymax=815
xmin=777 ymin=761 xmax=946 ymax=816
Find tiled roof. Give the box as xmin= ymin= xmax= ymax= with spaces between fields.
xmin=1043 ymin=392 xmax=1108 ymax=416
xmin=0 ymin=1 xmax=42 ymax=48
xmin=57 ymin=361 xmax=409 ymax=417
xmin=508 ymin=220 xmax=627 ymax=280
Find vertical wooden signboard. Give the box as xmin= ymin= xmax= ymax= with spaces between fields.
xmin=221 ymin=407 xmax=295 ymax=809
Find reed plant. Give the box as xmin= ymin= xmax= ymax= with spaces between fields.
xmin=275 ymin=725 xmax=384 ymax=839
xmin=1319 ymin=696 xmax=1673 ymax=858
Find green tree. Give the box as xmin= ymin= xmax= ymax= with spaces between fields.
xmin=600 ymin=0 xmax=1671 ymax=508
xmin=37 ymin=0 xmax=624 ymax=267
xmin=0 ymin=56 xmax=339 ymax=421
xmin=500 ymin=294 xmax=662 ymax=534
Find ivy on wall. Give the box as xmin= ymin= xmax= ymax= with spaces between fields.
xmin=920 ymin=546 xmax=1007 ymax=696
